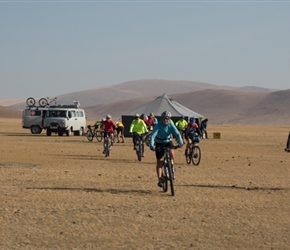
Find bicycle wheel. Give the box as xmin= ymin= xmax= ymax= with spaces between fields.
xmin=26 ymin=97 xmax=36 ymax=107
xmin=185 ymin=147 xmax=192 ymax=165
xmin=137 ymin=140 xmax=142 ymax=161
xmin=162 ymin=164 xmax=168 ymax=193
xmin=86 ymin=130 xmax=94 ymax=141
xmin=165 ymin=154 xmax=175 ymax=196
xmin=192 ymin=145 xmax=201 ymax=166
xmin=38 ymin=98 xmax=48 ymax=107
xmin=95 ymin=131 xmax=103 ymax=142
xmin=105 ymin=138 xmax=111 ymax=157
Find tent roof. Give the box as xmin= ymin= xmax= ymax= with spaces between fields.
xmin=126 ymin=93 xmax=203 ymax=118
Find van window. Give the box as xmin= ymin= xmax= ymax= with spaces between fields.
xmin=79 ymin=111 xmax=84 ymax=117
xmin=30 ymin=110 xmax=42 ymax=116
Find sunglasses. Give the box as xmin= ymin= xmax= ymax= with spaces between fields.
xmin=163 ymin=117 xmax=170 ymax=121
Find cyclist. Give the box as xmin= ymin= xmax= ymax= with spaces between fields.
xmin=175 ymin=116 xmax=188 ymax=142
xmin=115 ymin=119 xmax=125 ymax=143
xmin=185 ymin=117 xmax=201 ymax=158
xmin=129 ymin=114 xmax=148 ymax=157
xmin=146 ymin=112 xmax=156 ymax=131
xmin=102 ymin=114 xmax=115 ymax=154
xmin=149 ymin=111 xmax=183 ymax=187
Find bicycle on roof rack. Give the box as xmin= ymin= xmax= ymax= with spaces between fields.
xmin=26 ymin=97 xmax=57 ymax=108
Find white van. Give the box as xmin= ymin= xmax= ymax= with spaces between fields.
xmin=22 ymin=104 xmax=86 ymax=136
xmin=43 ymin=106 xmax=86 ymax=136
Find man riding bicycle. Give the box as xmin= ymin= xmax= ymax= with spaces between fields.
xmin=185 ymin=117 xmax=201 ymax=158
xmin=102 ymin=114 xmax=115 ymax=154
xmin=175 ymin=116 xmax=188 ymax=142
xmin=149 ymin=111 xmax=183 ymax=187
xmin=129 ymin=114 xmax=148 ymax=157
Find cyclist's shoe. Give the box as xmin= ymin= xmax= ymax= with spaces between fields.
xmin=157 ymin=177 xmax=163 ymax=188
xmin=121 ymin=141 xmax=124 ymax=143
xmin=102 ymin=150 xmax=105 ymax=154
xmin=142 ymin=153 xmax=145 ymax=157
xmin=117 ymin=140 xmax=120 ymax=143
xmin=193 ymin=153 xmax=198 ymax=158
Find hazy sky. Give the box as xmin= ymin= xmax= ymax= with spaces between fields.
xmin=1 ymin=0 xmax=289 ymax=100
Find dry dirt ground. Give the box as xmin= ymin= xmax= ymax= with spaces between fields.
xmin=0 ymin=119 xmax=289 ymax=250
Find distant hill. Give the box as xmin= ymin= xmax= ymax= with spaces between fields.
xmin=0 ymin=106 xmax=22 ymax=119
xmin=5 ymin=79 xmax=274 ymax=109
xmin=1 ymin=79 xmax=288 ymax=125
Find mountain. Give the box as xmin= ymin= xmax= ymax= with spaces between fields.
xmin=0 ymin=106 xmax=22 ymax=119
xmin=5 ymin=79 xmax=274 ymax=109
xmin=0 ymin=79 xmax=288 ymax=125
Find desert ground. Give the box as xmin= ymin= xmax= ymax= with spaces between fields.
xmin=0 ymin=118 xmax=289 ymax=249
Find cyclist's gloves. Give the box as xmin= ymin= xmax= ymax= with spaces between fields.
xmin=150 ymin=145 xmax=155 ymax=151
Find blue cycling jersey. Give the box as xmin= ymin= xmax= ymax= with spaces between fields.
xmin=149 ymin=120 xmax=183 ymax=147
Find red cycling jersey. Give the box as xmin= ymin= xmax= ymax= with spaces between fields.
xmin=103 ymin=120 xmax=115 ymax=132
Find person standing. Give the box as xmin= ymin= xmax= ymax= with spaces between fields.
xmin=200 ymin=118 xmax=209 ymax=139
xmin=115 ymin=119 xmax=125 ymax=143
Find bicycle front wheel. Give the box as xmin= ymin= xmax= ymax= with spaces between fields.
xmin=137 ymin=141 xmax=142 ymax=161
xmin=39 ymin=98 xmax=48 ymax=107
xmin=95 ymin=131 xmax=103 ymax=142
xmin=105 ymin=138 xmax=111 ymax=157
xmin=185 ymin=147 xmax=192 ymax=165
xmin=165 ymin=155 xmax=175 ymax=196
xmin=192 ymin=145 xmax=201 ymax=166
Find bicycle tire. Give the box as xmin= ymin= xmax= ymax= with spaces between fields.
xmin=162 ymin=166 xmax=168 ymax=193
xmin=185 ymin=147 xmax=192 ymax=165
xmin=137 ymin=140 xmax=142 ymax=161
xmin=105 ymin=138 xmax=111 ymax=157
xmin=192 ymin=145 xmax=201 ymax=166
xmin=86 ymin=130 xmax=94 ymax=141
xmin=165 ymin=154 xmax=175 ymax=196
xmin=38 ymin=98 xmax=48 ymax=107
xmin=26 ymin=97 xmax=36 ymax=107
xmin=95 ymin=131 xmax=103 ymax=142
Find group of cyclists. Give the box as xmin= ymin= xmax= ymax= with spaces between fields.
xmin=96 ymin=111 xmax=204 ymax=188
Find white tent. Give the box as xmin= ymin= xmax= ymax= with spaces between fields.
xmin=122 ymin=93 xmax=204 ymax=136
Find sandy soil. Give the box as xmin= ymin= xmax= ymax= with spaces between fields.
xmin=0 ymin=119 xmax=289 ymax=249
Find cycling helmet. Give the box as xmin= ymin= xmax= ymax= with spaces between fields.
xmin=140 ymin=114 xmax=145 ymax=119
xmin=161 ymin=111 xmax=171 ymax=118
xmin=106 ymin=114 xmax=111 ymax=119
xmin=134 ymin=114 xmax=140 ymax=118
xmin=189 ymin=117 xmax=195 ymax=124
xmin=149 ymin=112 xmax=154 ymax=116
xmin=102 ymin=118 xmax=106 ymax=122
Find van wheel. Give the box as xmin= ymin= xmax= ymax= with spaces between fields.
xmin=66 ymin=129 xmax=71 ymax=136
xmin=58 ymin=132 xmax=64 ymax=136
xmin=31 ymin=125 xmax=42 ymax=134
xmin=46 ymin=128 xmax=52 ymax=136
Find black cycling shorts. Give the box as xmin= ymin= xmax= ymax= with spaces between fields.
xmin=155 ymin=141 xmax=174 ymax=160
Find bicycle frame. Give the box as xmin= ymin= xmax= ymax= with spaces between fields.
xmin=134 ymin=133 xmax=144 ymax=161
xmin=104 ymin=133 xmax=112 ymax=157
xmin=158 ymin=145 xmax=177 ymax=196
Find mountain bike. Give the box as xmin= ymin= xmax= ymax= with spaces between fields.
xmin=158 ymin=145 xmax=179 ymax=196
xmin=86 ymin=125 xmax=98 ymax=141
xmin=133 ymin=133 xmax=145 ymax=161
xmin=185 ymin=140 xmax=201 ymax=166
xmin=104 ymin=132 xmax=112 ymax=157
